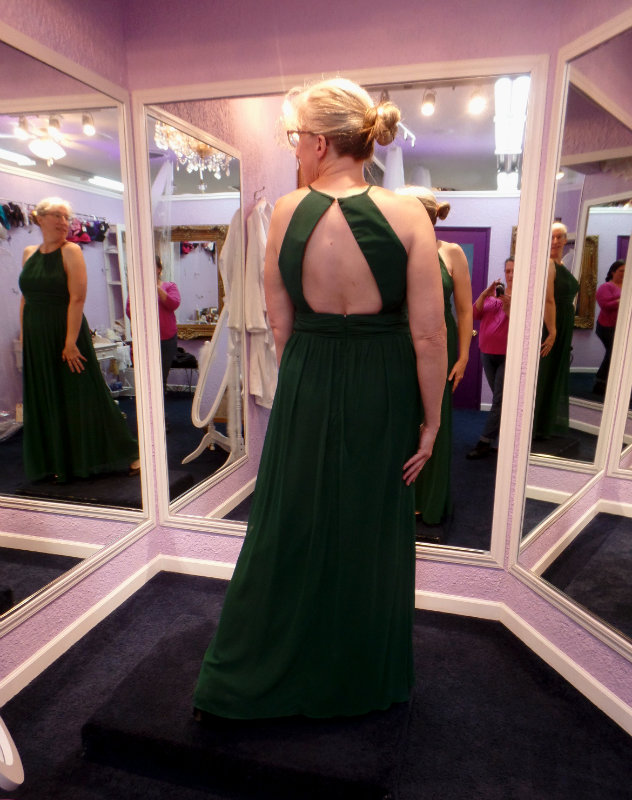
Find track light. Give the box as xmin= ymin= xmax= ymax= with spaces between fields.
xmin=47 ymin=116 xmax=62 ymax=140
xmin=421 ymin=90 xmax=436 ymax=117
xmin=467 ymin=90 xmax=487 ymax=115
xmin=14 ymin=116 xmax=30 ymax=141
xmin=82 ymin=113 xmax=96 ymax=136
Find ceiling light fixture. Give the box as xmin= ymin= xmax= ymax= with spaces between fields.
xmin=556 ymin=170 xmax=565 ymax=180
xmin=82 ymin=113 xmax=96 ymax=137
xmin=467 ymin=90 xmax=487 ymax=115
xmin=420 ymin=90 xmax=436 ymax=117
xmin=88 ymin=175 xmax=124 ymax=192
xmin=13 ymin=116 xmax=31 ymax=141
xmin=47 ymin=115 xmax=62 ymax=140
xmin=154 ymin=121 xmax=233 ymax=180
xmin=28 ymin=136 xmax=66 ymax=166
xmin=0 ymin=147 xmax=36 ymax=167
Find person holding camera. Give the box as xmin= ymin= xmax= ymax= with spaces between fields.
xmin=466 ymin=257 xmax=514 ymax=459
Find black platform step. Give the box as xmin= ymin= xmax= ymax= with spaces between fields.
xmin=81 ymin=615 xmax=410 ymax=800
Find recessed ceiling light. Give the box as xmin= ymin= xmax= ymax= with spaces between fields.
xmin=88 ymin=175 xmax=124 ymax=192
xmin=0 ymin=147 xmax=36 ymax=167
xmin=468 ymin=90 xmax=487 ymax=115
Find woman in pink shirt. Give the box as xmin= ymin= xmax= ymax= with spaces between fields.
xmin=594 ymin=259 xmax=625 ymax=395
xmin=466 ymin=257 xmax=513 ymax=459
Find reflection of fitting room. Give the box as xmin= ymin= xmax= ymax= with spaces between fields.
xmin=182 ymin=305 xmax=245 ymax=466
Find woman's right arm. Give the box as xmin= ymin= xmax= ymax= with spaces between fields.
xmin=19 ymin=245 xmax=37 ymax=342
xmin=264 ymin=198 xmax=295 ymax=365
xmin=474 ymin=280 xmax=500 ymax=315
xmin=402 ymin=200 xmax=448 ymax=485
xmin=541 ymin=259 xmax=557 ymax=357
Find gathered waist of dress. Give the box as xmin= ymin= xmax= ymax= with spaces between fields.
xmin=24 ymin=292 xmax=68 ymax=307
xmin=293 ymin=310 xmax=409 ymax=337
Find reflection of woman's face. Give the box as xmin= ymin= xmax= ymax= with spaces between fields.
xmin=39 ymin=207 xmax=69 ymax=242
xmin=550 ymin=227 xmax=567 ymax=260
xmin=504 ymin=261 xmax=514 ymax=290
xmin=612 ymin=265 xmax=625 ymax=286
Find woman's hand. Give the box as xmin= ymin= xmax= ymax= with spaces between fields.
xmin=402 ymin=424 xmax=438 ymax=486
xmin=540 ymin=331 xmax=556 ymax=357
xmin=62 ymin=342 xmax=87 ymax=373
xmin=449 ymin=357 xmax=468 ymax=392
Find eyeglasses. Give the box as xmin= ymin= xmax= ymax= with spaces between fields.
xmin=43 ymin=211 xmax=70 ymax=222
xmin=286 ymin=129 xmax=320 ymax=147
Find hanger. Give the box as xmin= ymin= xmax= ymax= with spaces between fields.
xmin=253 ymin=186 xmax=265 ymax=203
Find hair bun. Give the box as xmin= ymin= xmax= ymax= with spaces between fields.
xmin=365 ymin=101 xmax=400 ymax=147
xmin=436 ymin=202 xmax=451 ymax=220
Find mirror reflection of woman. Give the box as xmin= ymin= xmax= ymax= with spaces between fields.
xmin=19 ymin=197 xmax=140 ymax=482
xmin=194 ymin=78 xmax=447 ymax=721
xmin=397 ymin=187 xmax=473 ymax=526
xmin=533 ymin=222 xmax=579 ymax=440
xmin=593 ymin=259 xmax=625 ymax=396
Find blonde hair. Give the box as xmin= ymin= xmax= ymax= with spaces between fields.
xmin=551 ymin=221 xmax=568 ymax=237
xmin=395 ymin=185 xmax=450 ymax=227
xmin=33 ymin=197 xmax=72 ymax=225
xmin=286 ymin=77 xmax=400 ymax=161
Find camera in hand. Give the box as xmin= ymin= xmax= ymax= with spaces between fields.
xmin=495 ymin=282 xmax=505 ymax=297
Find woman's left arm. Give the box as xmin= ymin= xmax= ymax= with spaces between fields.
xmin=447 ymin=244 xmax=473 ymax=392
xmin=62 ymin=244 xmax=88 ymax=373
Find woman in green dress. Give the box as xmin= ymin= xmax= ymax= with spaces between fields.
xmin=19 ymin=197 xmax=139 ymax=483
xmin=194 ymin=79 xmax=447 ymax=720
xmin=397 ymin=188 xmax=472 ymax=526
xmin=533 ymin=222 xmax=580 ymax=439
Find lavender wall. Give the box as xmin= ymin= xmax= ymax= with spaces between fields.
xmin=0 ymin=171 xmax=124 ymax=412
xmin=2 ymin=0 xmax=632 ymax=729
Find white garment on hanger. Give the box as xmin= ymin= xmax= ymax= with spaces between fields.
xmin=245 ymin=198 xmax=277 ymax=409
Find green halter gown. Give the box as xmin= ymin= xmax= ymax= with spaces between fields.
xmin=19 ymin=245 xmax=138 ymax=482
xmin=194 ymin=186 xmax=421 ymax=719
xmin=414 ymin=256 xmax=457 ymax=524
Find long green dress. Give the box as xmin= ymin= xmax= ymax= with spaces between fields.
xmin=414 ymin=256 xmax=457 ymax=524
xmin=194 ymin=186 xmax=421 ymax=719
xmin=533 ymin=261 xmax=580 ymax=438
xmin=19 ymin=245 xmax=138 ymax=483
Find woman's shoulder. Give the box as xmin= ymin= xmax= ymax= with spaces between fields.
xmin=22 ymin=244 xmax=38 ymax=261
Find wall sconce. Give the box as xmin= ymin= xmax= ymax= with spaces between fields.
xmin=421 ymin=90 xmax=436 ymax=117
xmin=82 ymin=113 xmax=96 ymax=136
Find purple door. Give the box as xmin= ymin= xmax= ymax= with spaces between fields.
xmin=435 ymin=226 xmax=491 ymax=409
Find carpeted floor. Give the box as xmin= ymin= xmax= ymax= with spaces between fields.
xmin=0 ymin=393 xmax=231 ymax=509
xmin=2 ymin=572 xmax=632 ymax=800
xmin=543 ymin=512 xmax=632 ymax=641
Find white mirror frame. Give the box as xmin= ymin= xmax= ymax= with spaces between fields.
xmin=132 ymin=53 xmax=549 ymax=564
xmin=0 ymin=22 xmax=155 ymax=635
xmin=130 ymin=103 xmax=247 ymax=532
xmin=509 ymin=8 xmax=632 ymax=663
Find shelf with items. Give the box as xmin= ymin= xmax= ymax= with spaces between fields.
xmin=102 ymin=224 xmax=130 ymax=340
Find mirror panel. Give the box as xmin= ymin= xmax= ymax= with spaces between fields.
xmin=144 ymin=109 xmax=245 ymax=506
xmin=159 ymin=73 xmax=532 ymax=554
xmin=519 ymin=25 xmax=632 ymax=648
xmin=0 ymin=39 xmax=144 ymax=621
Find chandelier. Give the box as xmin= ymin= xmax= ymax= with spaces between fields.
xmin=154 ymin=121 xmax=232 ymax=180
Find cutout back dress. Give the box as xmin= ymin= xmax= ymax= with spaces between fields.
xmin=194 ymin=186 xmax=421 ymax=719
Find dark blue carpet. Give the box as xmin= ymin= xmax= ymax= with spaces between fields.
xmin=543 ymin=512 xmax=632 ymax=641
xmin=2 ymin=572 xmax=632 ymax=799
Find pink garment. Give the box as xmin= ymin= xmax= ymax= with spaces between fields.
xmin=596 ymin=281 xmax=621 ymax=328
xmin=157 ymin=281 xmax=181 ymax=340
xmin=125 ymin=281 xmax=181 ymax=340
xmin=473 ymin=296 xmax=509 ymax=355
